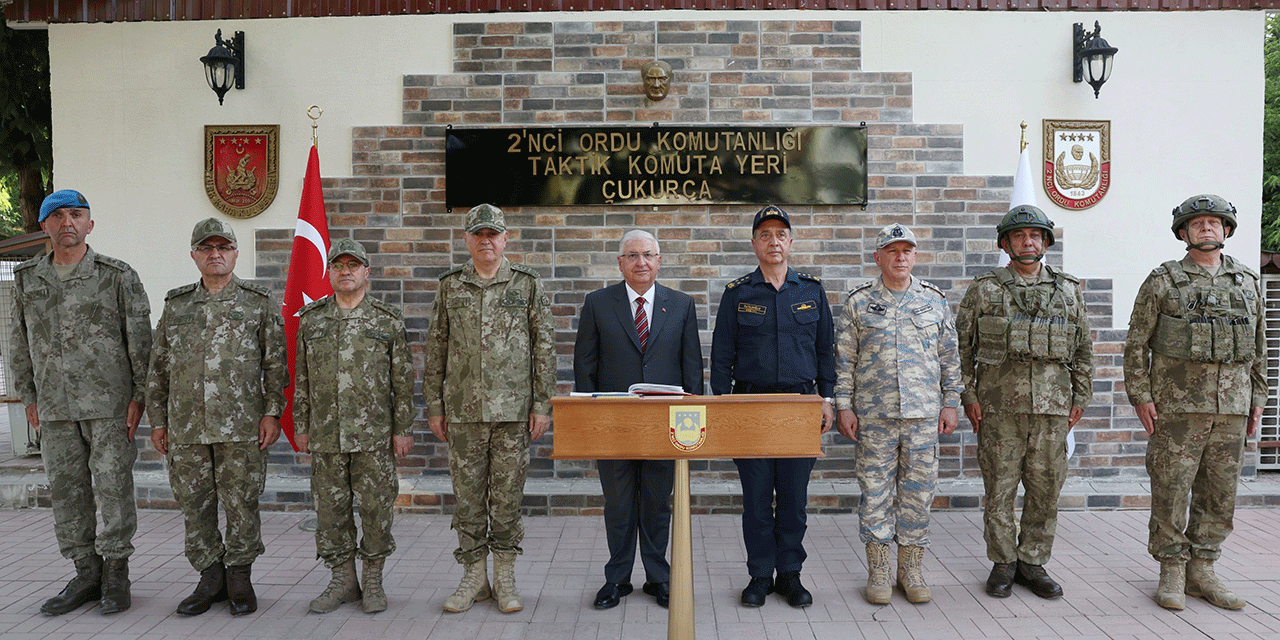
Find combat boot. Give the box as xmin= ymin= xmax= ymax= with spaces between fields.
xmin=309 ymin=558 xmax=361 ymax=613
xmin=442 ymin=557 xmax=490 ymax=613
xmin=225 ymin=564 xmax=257 ymax=616
xmin=361 ymin=558 xmax=387 ymax=614
xmin=1186 ymin=557 xmax=1246 ymax=610
xmin=176 ymin=561 xmax=227 ymax=616
xmin=99 ymin=557 xmax=132 ymax=614
xmin=897 ymin=545 xmax=931 ymax=604
xmin=492 ymin=552 xmax=523 ymax=613
xmin=1155 ymin=560 xmax=1186 ymax=610
xmin=41 ymin=553 xmax=103 ymax=616
xmin=864 ymin=542 xmax=892 ymax=604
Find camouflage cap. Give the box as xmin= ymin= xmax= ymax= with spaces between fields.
xmin=876 ymin=223 xmax=917 ymax=249
xmin=190 ymin=217 xmax=237 ymax=246
xmin=466 ymin=203 xmax=506 ymax=233
xmin=327 ymin=237 xmax=369 ymax=266
xmin=751 ymin=204 xmax=791 ymax=231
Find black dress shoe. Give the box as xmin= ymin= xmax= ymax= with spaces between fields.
xmin=593 ymin=582 xmax=633 ymax=609
xmin=1014 ymin=561 xmax=1063 ymax=599
xmin=740 ymin=576 xmax=773 ymax=607
xmin=774 ymin=572 xmax=813 ymax=608
xmin=642 ymin=581 xmax=670 ymax=608
xmin=985 ymin=562 xmax=1015 ymax=598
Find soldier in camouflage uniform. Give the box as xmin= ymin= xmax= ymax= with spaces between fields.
xmin=145 ymin=218 xmax=287 ymax=617
xmin=1124 ymin=194 xmax=1264 ymax=611
xmin=8 ymin=190 xmax=151 ymax=616
xmin=423 ymin=204 xmax=555 ymax=614
xmin=294 ymin=238 xmax=415 ymax=615
xmin=835 ymin=223 xmax=961 ymax=606
xmin=955 ymin=205 xmax=1093 ymax=600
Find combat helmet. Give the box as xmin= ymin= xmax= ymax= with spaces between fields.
xmin=996 ymin=204 xmax=1056 ymax=247
xmin=1170 ymin=193 xmax=1237 ymax=239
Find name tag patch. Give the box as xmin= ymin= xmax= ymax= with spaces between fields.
xmin=738 ymin=302 xmax=767 ymax=315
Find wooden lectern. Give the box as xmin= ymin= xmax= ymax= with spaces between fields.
xmin=551 ymin=394 xmax=823 ymax=640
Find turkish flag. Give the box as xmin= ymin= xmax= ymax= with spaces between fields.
xmin=280 ymin=144 xmax=332 ymax=450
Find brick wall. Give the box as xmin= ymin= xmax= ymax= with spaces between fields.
xmin=249 ymin=18 xmax=1228 ymax=488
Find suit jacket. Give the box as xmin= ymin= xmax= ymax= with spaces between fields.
xmin=574 ymin=282 xmax=704 ymax=395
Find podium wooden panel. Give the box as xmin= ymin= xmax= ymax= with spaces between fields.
xmin=550 ymin=394 xmax=823 ymax=640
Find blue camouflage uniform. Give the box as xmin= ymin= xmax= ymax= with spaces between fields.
xmin=710 ymin=267 xmax=836 ymax=579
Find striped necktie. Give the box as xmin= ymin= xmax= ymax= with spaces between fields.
xmin=634 ymin=296 xmax=648 ymax=352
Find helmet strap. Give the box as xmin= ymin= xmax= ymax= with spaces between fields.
xmin=1010 ymin=253 xmax=1044 ymax=264
xmin=1186 ymin=241 xmax=1224 ymax=252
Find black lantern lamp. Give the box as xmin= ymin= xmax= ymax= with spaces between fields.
xmin=1073 ymin=21 xmax=1118 ymax=99
xmin=200 ymin=29 xmax=245 ymax=105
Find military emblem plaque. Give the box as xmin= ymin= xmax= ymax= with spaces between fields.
xmin=669 ymin=406 xmax=707 ymax=453
xmin=1043 ymin=119 xmax=1110 ymax=210
xmin=204 ymin=124 xmax=280 ymax=219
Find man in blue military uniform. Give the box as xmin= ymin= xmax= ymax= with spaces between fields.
xmin=710 ymin=205 xmax=836 ymax=608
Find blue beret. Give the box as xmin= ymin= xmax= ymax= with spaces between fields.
xmin=39 ymin=190 xmax=90 ymax=223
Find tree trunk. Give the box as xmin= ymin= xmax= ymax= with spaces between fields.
xmin=17 ymin=164 xmax=47 ymax=234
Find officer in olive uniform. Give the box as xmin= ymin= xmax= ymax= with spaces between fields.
xmin=10 ymin=190 xmax=151 ymax=616
xmin=146 ymin=218 xmax=288 ymax=616
xmin=1124 ymin=194 xmax=1265 ymax=611
xmin=955 ymin=206 xmax=1093 ymax=600
xmin=424 ymin=204 xmax=556 ymax=615
xmin=295 ymin=238 xmax=415 ymax=615
xmin=710 ymin=205 xmax=836 ymax=609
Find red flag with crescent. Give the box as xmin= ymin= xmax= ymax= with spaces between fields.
xmin=280 ymin=144 xmax=332 ymax=450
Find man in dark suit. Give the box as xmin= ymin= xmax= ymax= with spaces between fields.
xmin=573 ymin=230 xmax=705 ymax=610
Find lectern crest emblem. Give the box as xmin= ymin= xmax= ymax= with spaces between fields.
xmin=669 ymin=406 xmax=707 ymax=452
xmin=1043 ymin=119 xmax=1110 ymax=210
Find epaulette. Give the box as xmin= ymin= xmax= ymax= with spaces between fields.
xmin=94 ymin=253 xmax=130 ymax=272
xmin=510 ymin=263 xmax=540 ymax=278
xmin=920 ymin=279 xmax=946 ymax=298
xmin=973 ymin=270 xmax=999 ymax=283
xmin=725 ymin=274 xmax=751 ymax=290
xmin=237 ymin=280 xmax=273 ymax=297
xmin=297 ymin=296 xmax=331 ymax=316
xmin=13 ymin=255 xmax=40 ymax=272
xmin=438 ymin=265 xmax=465 ymax=281
xmin=1045 ymin=264 xmax=1080 ymax=284
xmin=797 ymin=271 xmax=821 ymax=284
xmin=369 ymin=297 xmax=404 ymax=318
xmin=1150 ymin=264 xmax=1169 ymax=276
xmin=164 ymin=282 xmax=200 ymax=301
xmin=1226 ymin=255 xmax=1260 ymax=281
xmin=846 ymin=280 xmax=874 ymax=297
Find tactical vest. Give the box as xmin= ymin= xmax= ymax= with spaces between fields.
xmin=1150 ymin=260 xmax=1257 ymax=363
xmin=974 ymin=267 xmax=1083 ymax=365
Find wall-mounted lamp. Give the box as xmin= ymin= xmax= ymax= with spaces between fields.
xmin=200 ymin=29 xmax=245 ymax=105
xmin=1073 ymin=21 xmax=1118 ymax=99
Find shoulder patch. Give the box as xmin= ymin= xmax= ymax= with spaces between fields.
xmin=369 ymin=297 xmax=404 ymax=318
xmin=238 ymin=280 xmax=273 ymax=297
xmin=919 ymin=279 xmax=947 ymax=298
xmin=725 ymin=274 xmax=752 ymax=290
xmin=164 ymin=282 xmax=200 ymax=300
xmin=510 ymin=263 xmax=540 ymax=278
xmin=438 ymin=265 xmax=465 ymax=281
xmin=797 ymin=271 xmax=821 ymax=284
xmin=94 ymin=254 xmax=129 ymax=272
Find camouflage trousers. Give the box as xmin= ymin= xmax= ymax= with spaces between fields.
xmin=856 ymin=417 xmax=938 ymax=546
xmin=977 ymin=412 xmax=1068 ymax=565
xmin=1146 ymin=412 xmax=1245 ymax=562
xmin=448 ymin=421 xmax=530 ymax=565
xmin=168 ymin=442 xmax=266 ymax=570
xmin=311 ymin=448 xmax=399 ymax=568
xmin=40 ymin=418 xmax=137 ymax=561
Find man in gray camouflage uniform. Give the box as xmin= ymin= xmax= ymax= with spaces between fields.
xmin=835 ymin=223 xmax=961 ymax=606
xmin=294 ymin=237 xmax=415 ymax=615
xmin=424 ymin=203 xmax=555 ymax=614
xmin=146 ymin=218 xmax=287 ymax=616
xmin=955 ymin=205 xmax=1093 ymax=600
xmin=1124 ymin=194 xmax=1264 ymax=611
xmin=9 ymin=189 xmax=151 ymax=616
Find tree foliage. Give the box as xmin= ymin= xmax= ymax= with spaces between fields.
xmin=1263 ymin=14 xmax=1280 ymax=252
xmin=0 ymin=16 xmax=52 ymax=238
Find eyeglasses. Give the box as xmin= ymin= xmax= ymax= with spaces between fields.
xmin=329 ymin=260 xmax=365 ymax=272
xmin=193 ymin=244 xmax=237 ymax=254
xmin=620 ymin=252 xmax=660 ymax=262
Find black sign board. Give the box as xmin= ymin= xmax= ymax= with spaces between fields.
xmin=445 ymin=125 xmax=867 ymax=208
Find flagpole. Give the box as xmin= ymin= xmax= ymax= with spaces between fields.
xmin=308 ymin=105 xmax=323 ymax=147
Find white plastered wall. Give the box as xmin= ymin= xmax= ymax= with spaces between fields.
xmin=46 ymin=10 xmax=1264 ymax=323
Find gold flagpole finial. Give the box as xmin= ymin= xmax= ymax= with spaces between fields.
xmin=307 ymin=105 xmax=323 ymax=147
xmin=1019 ymin=121 xmax=1028 ymax=153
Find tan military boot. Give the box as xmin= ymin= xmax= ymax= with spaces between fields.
xmin=442 ymin=558 xmax=491 ymax=613
xmin=310 ymin=558 xmax=361 ymax=614
xmin=361 ymin=558 xmax=387 ymax=614
xmin=1155 ymin=560 xmax=1186 ymax=610
xmin=864 ymin=542 xmax=892 ymax=604
xmin=1186 ymin=557 xmax=1246 ymax=610
xmin=897 ymin=545 xmax=932 ymax=604
xmin=492 ymin=552 xmax=523 ymax=613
